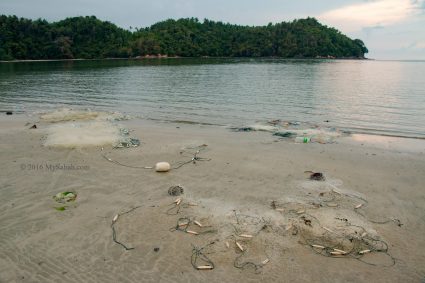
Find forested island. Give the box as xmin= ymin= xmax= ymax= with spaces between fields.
xmin=0 ymin=15 xmax=368 ymax=61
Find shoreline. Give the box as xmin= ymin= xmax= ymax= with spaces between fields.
xmin=0 ymin=56 xmax=369 ymax=63
xmin=2 ymin=111 xmax=424 ymax=142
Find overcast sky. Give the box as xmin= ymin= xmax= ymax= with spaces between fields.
xmin=1 ymin=0 xmax=424 ymax=60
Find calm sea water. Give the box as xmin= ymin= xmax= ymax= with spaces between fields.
xmin=0 ymin=58 xmax=424 ymax=138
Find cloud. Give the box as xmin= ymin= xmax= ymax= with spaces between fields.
xmin=319 ymin=0 xmax=424 ymax=32
xmin=409 ymin=41 xmax=425 ymax=49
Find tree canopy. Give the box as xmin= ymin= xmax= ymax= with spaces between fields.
xmin=0 ymin=15 xmax=368 ymax=60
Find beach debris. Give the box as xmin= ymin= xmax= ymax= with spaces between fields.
xmin=233 ymin=125 xmax=278 ymax=132
xmin=225 ymin=241 xmax=230 ymax=248
xmin=173 ymin=144 xmax=210 ymax=169
xmin=355 ymin=203 xmax=363 ymax=209
xmin=233 ymin=120 xmax=346 ymax=144
xmin=110 ymin=205 xmax=142 ymax=251
xmin=262 ymin=259 xmax=270 ymax=265
xmin=154 ymin=247 xmax=160 ymax=252
xmin=120 ymin=128 xmax=130 ymax=135
xmin=30 ymin=124 xmax=37 ymax=129
xmin=273 ymin=131 xmax=296 ymax=138
xmin=239 ymin=234 xmax=253 ymax=238
xmin=179 ymin=222 xmax=189 ymax=228
xmin=235 ymin=127 xmax=254 ymax=132
xmin=301 ymin=216 xmax=312 ymax=226
xmin=155 ymin=162 xmax=171 ymax=172
xmin=101 ymin=148 xmax=153 ymax=169
xmin=236 ymin=242 xmax=244 ymax=252
xmin=171 ymin=217 xmax=216 ymax=236
xmin=191 ymin=242 xmax=216 ymax=271
xmin=6 ymin=111 xmax=12 ymax=115
xmin=178 ymin=218 xmax=190 ymax=227
xmin=174 ymin=198 xmax=182 ymax=205
xmin=55 ymin=206 xmax=66 ymax=211
xmin=194 ymin=220 xmax=203 ymax=227
xmin=254 ymin=185 xmax=398 ymax=268
xmin=334 ymin=249 xmax=347 ymax=255
xmin=307 ymin=171 xmax=325 ymax=181
xmin=197 ymin=265 xmax=214 ymax=270
xmin=168 ymin=185 xmax=184 ymax=196
xmin=295 ymin=137 xmax=311 ymax=143
xmin=113 ymin=137 xmax=140 ymax=148
xmin=53 ymin=191 xmax=77 ymax=203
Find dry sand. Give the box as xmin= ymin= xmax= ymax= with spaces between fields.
xmin=0 ymin=113 xmax=424 ymax=283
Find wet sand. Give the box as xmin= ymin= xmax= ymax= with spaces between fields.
xmin=0 ymin=114 xmax=424 ymax=282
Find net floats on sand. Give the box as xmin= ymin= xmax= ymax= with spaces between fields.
xmin=236 ymin=242 xmax=244 ymax=252
xmin=239 ymin=234 xmax=253 ymax=238
xmin=197 ymin=265 xmax=213 ymax=270
xmin=155 ymin=162 xmax=171 ymax=172
xmin=330 ymin=251 xmax=346 ymax=256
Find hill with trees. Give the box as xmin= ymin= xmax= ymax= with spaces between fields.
xmin=0 ymin=15 xmax=368 ymax=60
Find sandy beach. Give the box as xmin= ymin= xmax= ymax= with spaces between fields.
xmin=0 ymin=112 xmax=424 ymax=283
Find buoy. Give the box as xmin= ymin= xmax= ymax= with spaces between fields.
xmin=155 ymin=162 xmax=171 ymax=172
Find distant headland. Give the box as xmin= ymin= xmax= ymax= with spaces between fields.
xmin=0 ymin=15 xmax=368 ymax=61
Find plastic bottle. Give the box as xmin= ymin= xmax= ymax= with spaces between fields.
xmin=295 ymin=137 xmax=311 ymax=143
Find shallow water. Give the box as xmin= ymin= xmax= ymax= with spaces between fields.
xmin=0 ymin=58 xmax=424 ymax=138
